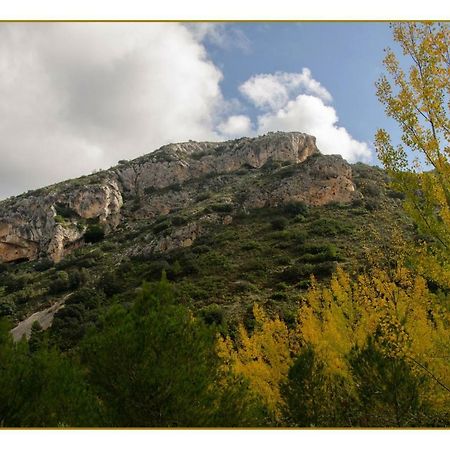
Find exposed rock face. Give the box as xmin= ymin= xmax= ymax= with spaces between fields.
xmin=117 ymin=132 xmax=318 ymax=194
xmin=242 ymin=154 xmax=358 ymax=209
xmin=0 ymin=180 xmax=123 ymax=262
xmin=0 ymin=131 xmax=360 ymax=263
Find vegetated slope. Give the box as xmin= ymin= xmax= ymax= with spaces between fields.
xmin=0 ymin=132 xmax=412 ymax=348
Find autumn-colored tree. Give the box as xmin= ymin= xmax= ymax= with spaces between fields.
xmin=217 ymin=304 xmax=292 ymax=421
xmin=221 ymin=265 xmax=449 ymax=426
xmin=291 ymin=266 xmax=450 ymax=425
xmin=375 ymin=22 xmax=450 ymax=286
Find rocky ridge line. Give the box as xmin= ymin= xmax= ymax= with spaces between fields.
xmin=0 ymin=132 xmax=359 ymax=263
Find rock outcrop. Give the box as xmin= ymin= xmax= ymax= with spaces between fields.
xmin=0 ymin=131 xmax=360 ymax=263
xmin=0 ymin=180 xmax=123 ymax=262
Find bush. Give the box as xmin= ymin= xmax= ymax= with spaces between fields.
xmin=387 ymin=189 xmax=406 ymax=200
xmin=283 ymin=201 xmax=309 ymax=216
xmin=240 ymin=241 xmax=262 ymax=251
xmin=3 ymin=274 xmax=26 ymax=294
xmin=153 ymin=220 xmax=171 ymax=234
xmin=34 ymin=258 xmax=54 ymax=272
xmin=298 ymin=244 xmax=338 ymax=263
xmin=365 ymin=199 xmax=380 ymax=211
xmin=54 ymin=215 xmax=65 ymax=224
xmin=54 ymin=203 xmax=78 ymax=219
xmin=51 ymin=303 xmax=88 ymax=350
xmin=171 ymin=215 xmax=188 ymax=226
xmin=271 ymin=217 xmax=289 ymax=231
xmin=199 ymin=303 xmax=226 ymax=327
xmin=210 ymin=203 xmax=233 ymax=213
xmin=143 ymin=186 xmax=157 ymax=195
xmin=0 ymin=262 xmax=9 ymax=274
xmin=290 ymin=230 xmax=308 ymax=244
xmin=67 ymin=268 xmax=89 ymax=290
xmin=192 ymin=244 xmax=211 ymax=255
xmin=310 ymin=218 xmax=353 ymax=237
xmin=279 ymin=264 xmax=315 ymax=283
xmin=196 ymin=192 xmax=211 ymax=202
xmin=84 ymin=224 xmax=105 ymax=243
xmin=270 ymin=291 xmax=288 ymax=301
xmin=231 ymin=280 xmax=258 ymax=293
xmin=146 ymin=260 xmax=171 ymax=280
xmin=67 ymin=287 xmax=101 ymax=310
xmin=48 ymin=271 xmax=70 ymax=295
xmin=0 ymin=301 xmax=14 ymax=317
xmin=97 ymin=272 xmax=125 ymax=297
xmin=363 ymin=181 xmax=382 ymax=197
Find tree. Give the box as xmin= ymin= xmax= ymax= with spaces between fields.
xmin=0 ymin=318 xmax=102 ymax=427
xmin=217 ymin=304 xmax=292 ymax=421
xmin=81 ymin=275 xmax=263 ymax=427
xmin=292 ymin=267 xmax=450 ymax=426
xmin=221 ymin=265 xmax=450 ymax=426
xmin=282 ymin=345 xmax=355 ymax=427
xmin=375 ymin=22 xmax=450 ymax=286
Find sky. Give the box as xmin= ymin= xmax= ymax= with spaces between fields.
xmin=0 ymin=22 xmax=401 ymax=199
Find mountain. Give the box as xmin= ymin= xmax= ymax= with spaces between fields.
xmin=0 ymin=131 xmax=410 ymax=342
xmin=0 ymin=132 xmax=358 ymax=263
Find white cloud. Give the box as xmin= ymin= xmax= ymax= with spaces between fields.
xmin=0 ymin=25 xmax=371 ymax=199
xmin=239 ymin=68 xmax=332 ymax=110
xmin=217 ymin=115 xmax=253 ymax=137
xmin=186 ymin=23 xmax=251 ymax=53
xmin=0 ymin=23 xmax=224 ymax=198
xmin=238 ymin=70 xmax=371 ymax=162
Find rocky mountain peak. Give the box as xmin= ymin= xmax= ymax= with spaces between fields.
xmin=0 ymin=131 xmax=359 ymax=263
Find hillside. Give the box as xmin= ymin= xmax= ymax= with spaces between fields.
xmin=0 ymin=131 xmax=412 ymax=346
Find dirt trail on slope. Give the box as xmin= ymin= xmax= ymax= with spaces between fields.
xmin=10 ymin=295 xmax=70 ymax=342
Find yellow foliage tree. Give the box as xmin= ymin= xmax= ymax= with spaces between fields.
xmin=297 ymin=266 xmax=450 ymax=414
xmin=375 ymin=22 xmax=450 ymax=286
xmin=217 ymin=304 xmax=292 ymax=420
xmin=219 ymin=266 xmax=449 ymax=424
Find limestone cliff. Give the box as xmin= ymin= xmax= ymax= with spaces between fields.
xmin=0 ymin=131 xmax=360 ymax=263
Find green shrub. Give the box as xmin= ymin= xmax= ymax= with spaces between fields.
xmin=153 ymin=220 xmax=171 ymax=234
xmin=298 ymin=244 xmax=338 ymax=263
xmin=231 ymin=280 xmax=258 ymax=293
xmin=84 ymin=224 xmax=105 ymax=243
xmin=363 ymin=181 xmax=382 ymax=197
xmin=171 ymin=215 xmax=188 ymax=226
xmin=67 ymin=287 xmax=101 ymax=310
xmin=34 ymin=258 xmax=54 ymax=272
xmin=0 ymin=301 xmax=14 ymax=317
xmin=271 ymin=217 xmax=288 ymax=231
xmin=365 ymin=199 xmax=380 ymax=211
xmin=54 ymin=203 xmax=78 ymax=219
xmin=3 ymin=274 xmax=26 ymax=294
xmin=196 ymin=192 xmax=211 ymax=202
xmin=143 ymin=186 xmax=157 ymax=195
xmin=192 ymin=244 xmax=212 ymax=255
xmin=210 ymin=203 xmax=233 ymax=213
xmin=270 ymin=291 xmax=288 ymax=301
xmin=283 ymin=201 xmax=309 ymax=216
xmin=48 ymin=271 xmax=71 ymax=295
xmin=310 ymin=218 xmax=353 ymax=237
xmin=279 ymin=263 xmax=315 ymax=283
xmin=97 ymin=272 xmax=125 ymax=297
xmin=387 ymin=189 xmax=406 ymax=200
xmin=51 ymin=303 xmax=88 ymax=350
xmin=54 ymin=215 xmax=65 ymax=224
xmin=240 ymin=241 xmax=262 ymax=251
xmin=199 ymin=303 xmax=226 ymax=327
